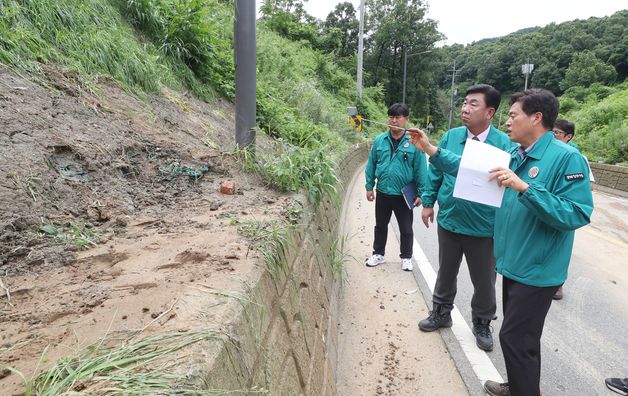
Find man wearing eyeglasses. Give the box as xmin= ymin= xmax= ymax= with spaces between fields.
xmin=365 ymin=103 xmax=427 ymax=272
xmin=553 ymin=120 xmax=594 ymax=184
xmin=551 ymin=119 xmax=595 ymax=300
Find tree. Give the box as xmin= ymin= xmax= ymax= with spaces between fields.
xmin=322 ymin=2 xmax=359 ymax=59
xmin=560 ymin=50 xmax=617 ymax=90
xmin=260 ymin=0 xmax=308 ymax=19
xmin=259 ymin=0 xmax=320 ymax=46
xmin=363 ymin=0 xmax=441 ymax=114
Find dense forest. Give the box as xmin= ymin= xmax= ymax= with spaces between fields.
xmin=436 ymin=11 xmax=627 ymax=96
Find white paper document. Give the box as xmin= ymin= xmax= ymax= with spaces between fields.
xmin=452 ymin=138 xmax=511 ymax=208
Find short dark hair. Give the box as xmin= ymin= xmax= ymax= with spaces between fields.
xmin=554 ymin=119 xmax=575 ymax=136
xmin=466 ymin=84 xmax=501 ymax=112
xmin=509 ymin=89 xmax=560 ymax=130
xmin=388 ymin=103 xmax=409 ymax=117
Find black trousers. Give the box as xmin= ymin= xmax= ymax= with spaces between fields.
xmin=372 ymin=192 xmax=413 ymax=259
xmin=499 ymin=276 xmax=560 ymax=396
xmin=433 ymin=225 xmax=496 ymax=320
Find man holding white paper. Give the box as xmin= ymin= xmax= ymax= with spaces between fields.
xmin=451 ymin=138 xmax=510 ymax=208
xmin=418 ymin=84 xmax=512 ymax=353
xmin=407 ymin=89 xmax=594 ymax=396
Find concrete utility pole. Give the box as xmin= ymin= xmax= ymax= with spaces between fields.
xmin=447 ymin=60 xmax=457 ymax=131
xmin=235 ymin=0 xmax=256 ymax=148
xmin=402 ymin=49 xmax=431 ymax=104
xmin=356 ymin=0 xmax=365 ymax=100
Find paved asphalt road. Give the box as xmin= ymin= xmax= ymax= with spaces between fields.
xmin=411 ymin=190 xmax=628 ymax=395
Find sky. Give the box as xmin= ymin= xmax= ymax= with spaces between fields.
xmin=298 ymin=0 xmax=627 ymax=45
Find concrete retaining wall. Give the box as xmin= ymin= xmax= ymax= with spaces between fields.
xmin=202 ymin=145 xmax=369 ymax=394
xmin=590 ymin=163 xmax=628 ymax=193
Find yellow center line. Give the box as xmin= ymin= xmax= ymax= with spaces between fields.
xmin=581 ymin=226 xmax=628 ymax=249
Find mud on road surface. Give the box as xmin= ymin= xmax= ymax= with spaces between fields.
xmin=335 ymin=165 xmax=468 ymax=395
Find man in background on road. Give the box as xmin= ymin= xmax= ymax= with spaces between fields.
xmin=407 ymin=89 xmax=594 ymax=396
xmin=553 ymin=119 xmax=595 ymax=187
xmin=365 ymin=103 xmax=427 ymax=272
xmin=552 ymin=118 xmax=595 ymax=300
xmin=417 ymin=84 xmax=512 ymax=352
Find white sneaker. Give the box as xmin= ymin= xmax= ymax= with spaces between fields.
xmin=365 ymin=254 xmax=385 ymax=267
xmin=401 ymin=258 xmax=413 ymax=271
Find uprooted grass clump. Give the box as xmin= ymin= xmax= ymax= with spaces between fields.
xmin=39 ymin=222 xmax=101 ymax=251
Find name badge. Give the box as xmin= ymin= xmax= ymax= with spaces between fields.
xmin=565 ymin=173 xmax=585 ymax=181
xmin=528 ymin=166 xmax=539 ymax=179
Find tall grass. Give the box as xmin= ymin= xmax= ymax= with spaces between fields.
xmin=238 ymin=220 xmax=290 ymax=287
xmin=9 ymin=330 xmax=266 ymax=395
xmin=328 ymin=233 xmax=356 ymax=285
xmin=0 ymin=0 xmax=165 ymax=92
xmin=0 ymin=0 xmax=227 ymax=99
xmin=115 ymin=0 xmax=235 ymax=97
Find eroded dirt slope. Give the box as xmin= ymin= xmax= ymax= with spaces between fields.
xmin=0 ymin=64 xmax=292 ymax=393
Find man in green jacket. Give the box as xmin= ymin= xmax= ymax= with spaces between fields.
xmin=365 ymin=103 xmax=427 ymax=271
xmin=418 ymin=84 xmax=512 ymax=352
xmin=553 ymin=119 xmax=594 ymax=186
xmin=407 ymin=89 xmax=594 ymax=396
xmin=551 ymin=119 xmax=595 ymax=300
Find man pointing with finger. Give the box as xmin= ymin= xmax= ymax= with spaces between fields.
xmin=418 ymin=84 xmax=512 ymax=353
xmin=407 ymin=88 xmax=594 ymax=396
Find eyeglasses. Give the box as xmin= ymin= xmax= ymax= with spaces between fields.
xmin=553 ymin=130 xmax=566 ymax=136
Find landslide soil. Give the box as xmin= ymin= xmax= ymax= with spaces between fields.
xmin=0 ymin=65 xmax=294 ymax=393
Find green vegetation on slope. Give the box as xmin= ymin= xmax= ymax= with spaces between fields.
xmin=560 ymin=82 xmax=628 ymax=164
xmin=0 ymin=0 xmax=388 ymax=206
xmin=0 ymin=0 xmax=216 ymax=98
xmin=253 ymin=26 xmax=386 ymax=203
xmin=114 ymin=0 xmax=234 ymax=98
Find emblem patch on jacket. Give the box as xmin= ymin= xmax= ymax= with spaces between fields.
xmin=564 ymin=173 xmax=585 ymax=181
xmin=528 ymin=167 xmax=539 ymax=178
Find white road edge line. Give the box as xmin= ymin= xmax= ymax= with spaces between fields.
xmin=411 ymin=233 xmax=504 ymax=386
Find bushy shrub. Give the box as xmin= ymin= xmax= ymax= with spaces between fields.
xmin=263 ymin=145 xmax=339 ymax=205
xmin=581 ymin=119 xmax=627 ymax=164
xmin=559 ymin=96 xmax=579 ymax=113
xmin=565 ymin=86 xmax=628 ymax=164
